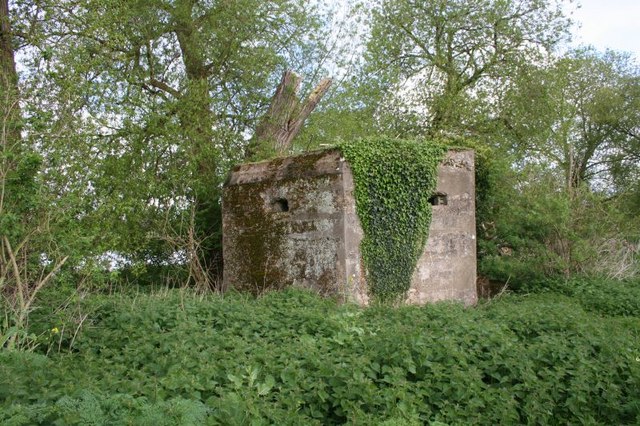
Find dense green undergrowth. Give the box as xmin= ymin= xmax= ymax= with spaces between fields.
xmin=1 ymin=279 xmax=640 ymax=425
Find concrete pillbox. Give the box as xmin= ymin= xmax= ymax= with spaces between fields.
xmin=222 ymin=148 xmax=477 ymax=306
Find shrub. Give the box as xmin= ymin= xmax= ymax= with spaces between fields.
xmin=1 ymin=288 xmax=639 ymax=424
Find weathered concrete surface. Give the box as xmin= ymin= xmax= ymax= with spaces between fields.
xmin=408 ymin=150 xmax=477 ymax=306
xmin=222 ymin=150 xmax=354 ymax=298
xmin=222 ymin=148 xmax=476 ymax=306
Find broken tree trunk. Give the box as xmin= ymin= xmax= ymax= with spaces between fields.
xmin=246 ymin=70 xmax=332 ymax=161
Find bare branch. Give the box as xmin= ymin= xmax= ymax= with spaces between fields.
xmin=285 ymin=77 xmax=333 ymax=148
xmin=147 ymin=78 xmax=182 ymax=98
xmin=2 ymin=236 xmax=24 ymax=311
xmin=26 ymin=255 xmax=69 ymax=310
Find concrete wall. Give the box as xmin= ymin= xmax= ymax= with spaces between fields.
xmin=222 ymin=150 xmax=352 ymax=298
xmin=408 ymin=150 xmax=477 ymax=306
xmin=222 ymin=148 xmax=476 ymax=305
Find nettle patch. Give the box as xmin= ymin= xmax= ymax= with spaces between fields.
xmin=338 ymin=137 xmax=446 ymax=301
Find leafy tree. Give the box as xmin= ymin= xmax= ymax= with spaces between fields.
xmin=364 ymin=0 xmax=572 ymax=136
xmin=1 ymin=0 xmax=72 ymax=349
xmin=477 ymin=49 xmax=640 ymax=283
xmin=294 ymin=78 xmax=383 ymax=150
xmin=499 ymin=48 xmax=640 ymax=195
xmin=12 ymin=0 xmax=335 ymax=285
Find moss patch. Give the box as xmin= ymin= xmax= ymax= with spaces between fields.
xmin=223 ymin=181 xmax=288 ymax=293
xmin=338 ymin=137 xmax=446 ymax=302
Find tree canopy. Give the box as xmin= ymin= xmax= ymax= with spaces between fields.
xmin=0 ymin=0 xmax=638 ymax=298
xmin=499 ymin=48 xmax=640 ymax=193
xmin=365 ymin=0 xmax=572 ymax=135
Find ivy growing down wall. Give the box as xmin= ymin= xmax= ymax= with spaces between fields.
xmin=338 ymin=138 xmax=446 ymax=301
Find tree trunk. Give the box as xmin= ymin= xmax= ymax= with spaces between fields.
xmin=173 ymin=2 xmax=224 ymax=286
xmin=0 ymin=0 xmax=21 ymax=145
xmin=0 ymin=0 xmax=21 ymax=287
xmin=246 ymin=70 xmax=332 ymax=160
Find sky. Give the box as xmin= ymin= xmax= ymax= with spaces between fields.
xmin=568 ymin=0 xmax=640 ymax=58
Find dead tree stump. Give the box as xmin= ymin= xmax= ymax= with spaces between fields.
xmin=246 ymin=70 xmax=332 ymax=160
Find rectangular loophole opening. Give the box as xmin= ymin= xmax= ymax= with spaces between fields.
xmin=271 ymin=198 xmax=289 ymax=212
xmin=429 ymin=192 xmax=448 ymax=206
